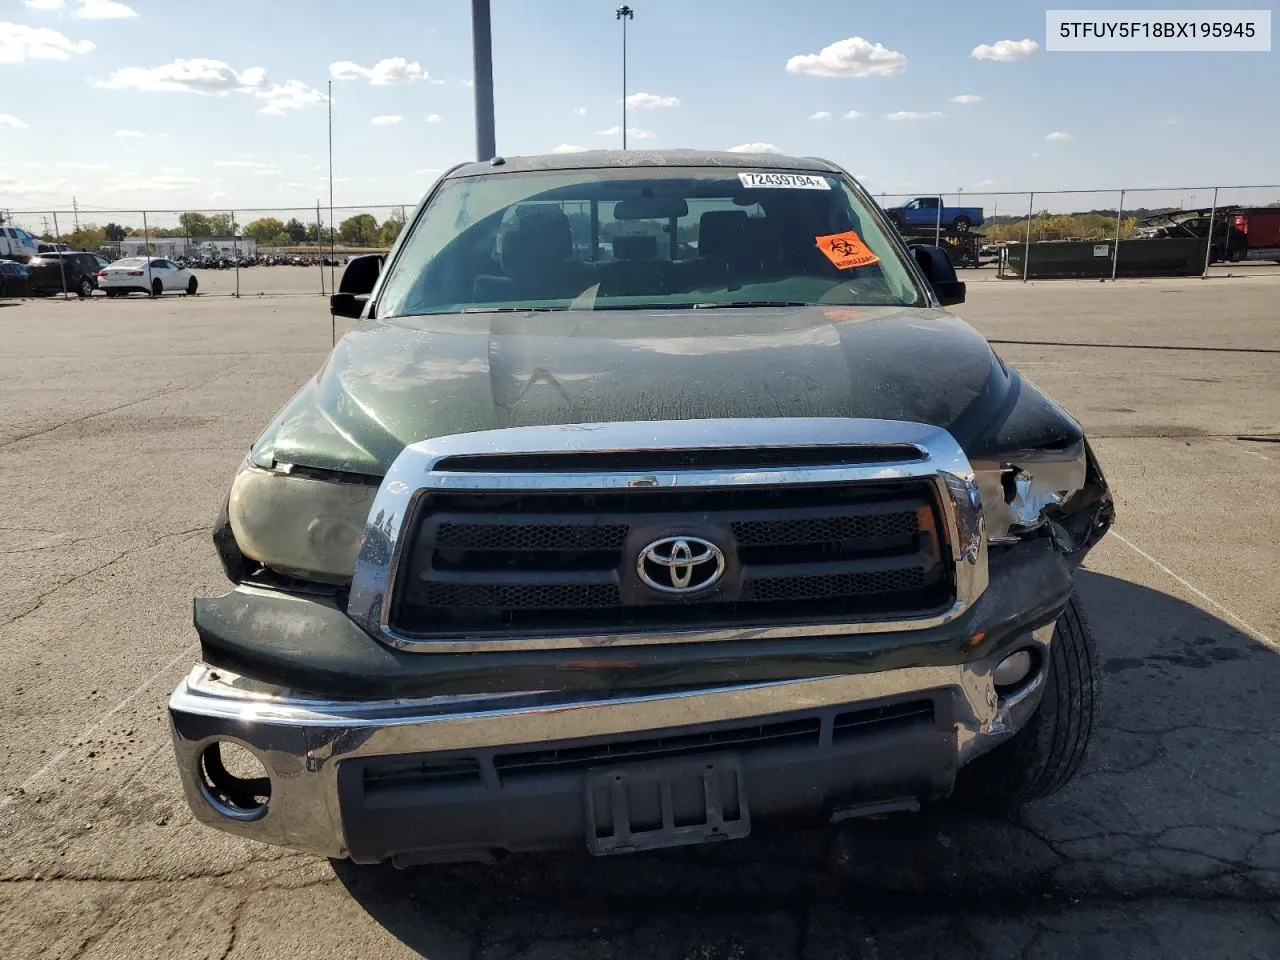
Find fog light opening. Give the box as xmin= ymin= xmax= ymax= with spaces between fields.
xmin=993 ymin=649 xmax=1037 ymax=694
xmin=197 ymin=741 xmax=271 ymax=822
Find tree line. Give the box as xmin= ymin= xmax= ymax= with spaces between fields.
xmin=35 ymin=211 xmax=406 ymax=252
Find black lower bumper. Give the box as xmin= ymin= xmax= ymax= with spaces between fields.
xmin=194 ymin=540 xmax=1073 ymax=700
xmin=336 ymin=690 xmax=955 ymax=865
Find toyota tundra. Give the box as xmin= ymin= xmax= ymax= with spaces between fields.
xmin=169 ymin=150 xmax=1114 ymax=866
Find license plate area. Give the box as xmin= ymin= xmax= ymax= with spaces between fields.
xmin=584 ymin=758 xmax=750 ymax=856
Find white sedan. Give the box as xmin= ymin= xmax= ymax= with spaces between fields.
xmin=97 ymin=257 xmax=198 ymax=297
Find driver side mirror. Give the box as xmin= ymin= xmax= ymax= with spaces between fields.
xmin=908 ymin=243 xmax=965 ymax=306
xmin=329 ymin=253 xmax=384 ymax=319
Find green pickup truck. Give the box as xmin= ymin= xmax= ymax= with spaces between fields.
xmin=169 ymin=149 xmax=1113 ymax=866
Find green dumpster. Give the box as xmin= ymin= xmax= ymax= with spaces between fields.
xmin=1001 ymin=238 xmax=1208 ymax=279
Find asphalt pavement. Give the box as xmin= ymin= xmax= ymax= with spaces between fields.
xmin=0 ymin=271 xmax=1277 ymax=959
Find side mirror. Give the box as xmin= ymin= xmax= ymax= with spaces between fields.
xmin=908 ymin=243 xmax=966 ymax=306
xmin=329 ymin=253 xmax=384 ymax=319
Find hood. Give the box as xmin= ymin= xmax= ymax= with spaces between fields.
xmin=251 ymin=305 xmax=1072 ymax=476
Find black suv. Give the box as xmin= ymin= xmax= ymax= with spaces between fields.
xmin=27 ymin=252 xmax=110 ymax=298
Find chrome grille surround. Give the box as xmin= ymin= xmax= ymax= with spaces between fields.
xmin=347 ymin=418 xmax=988 ymax=653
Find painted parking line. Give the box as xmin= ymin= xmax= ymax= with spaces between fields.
xmin=1 ymin=644 xmax=197 ymax=810
xmin=1111 ymin=531 xmax=1279 ymax=655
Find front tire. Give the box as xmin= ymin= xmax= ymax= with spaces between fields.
xmin=151 ymin=278 xmax=163 ymax=297
xmin=186 ymin=276 xmax=198 ymax=296
xmin=957 ymin=596 xmax=1098 ymax=805
xmin=953 ymin=216 xmax=972 ymax=234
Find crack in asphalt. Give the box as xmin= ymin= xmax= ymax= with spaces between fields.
xmin=0 ymin=356 xmax=252 ymax=451
xmin=218 ymin=896 xmax=247 ymax=960
xmin=0 ymin=533 xmax=114 ymax=556
xmin=0 ymin=526 xmax=207 ymax=631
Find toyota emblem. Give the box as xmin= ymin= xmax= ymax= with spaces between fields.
xmin=636 ymin=536 xmax=725 ymax=595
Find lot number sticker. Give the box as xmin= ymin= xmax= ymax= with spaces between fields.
xmin=815 ymin=230 xmax=880 ymax=270
xmin=738 ymin=172 xmax=831 ymax=190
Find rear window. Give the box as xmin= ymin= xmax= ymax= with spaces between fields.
xmin=377 ymin=167 xmax=922 ymax=317
xmin=113 ymin=258 xmax=145 ymax=267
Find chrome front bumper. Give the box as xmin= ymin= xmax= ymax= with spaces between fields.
xmin=169 ymin=621 xmax=1051 ymax=860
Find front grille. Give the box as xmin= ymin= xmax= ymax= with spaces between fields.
xmin=732 ymin=510 xmax=919 ymax=546
xmin=390 ymin=477 xmax=953 ymax=637
xmin=435 ymin=522 xmax=629 ymax=551
xmin=421 ymin=581 xmax=622 ymax=610
xmin=744 ymin=566 xmax=926 ymax=602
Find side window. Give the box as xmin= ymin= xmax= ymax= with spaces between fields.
xmin=919 ymin=197 xmax=939 ymax=209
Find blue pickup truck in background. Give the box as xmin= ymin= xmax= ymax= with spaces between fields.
xmin=883 ymin=197 xmax=985 ymax=233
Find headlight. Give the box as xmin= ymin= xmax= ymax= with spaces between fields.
xmin=227 ymin=462 xmax=377 ymax=582
xmin=972 ymin=440 xmax=1087 ymax=544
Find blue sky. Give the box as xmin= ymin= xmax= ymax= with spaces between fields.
xmin=1 ymin=0 xmax=1277 ymax=216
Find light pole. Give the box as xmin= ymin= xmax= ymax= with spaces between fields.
xmin=616 ymin=5 xmax=633 ymax=149
xmin=472 ymin=0 xmax=496 ymax=161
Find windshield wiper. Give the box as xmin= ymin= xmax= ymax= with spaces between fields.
xmin=460 ymin=306 xmax=567 ymax=313
xmin=692 ymin=300 xmax=810 ymax=309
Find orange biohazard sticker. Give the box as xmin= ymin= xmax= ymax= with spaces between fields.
xmin=815 ymin=230 xmax=880 ymax=270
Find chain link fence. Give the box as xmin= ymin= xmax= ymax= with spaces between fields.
xmin=3 ymin=185 xmax=1278 ymax=295
xmin=870 ymin=185 xmax=1280 ymax=280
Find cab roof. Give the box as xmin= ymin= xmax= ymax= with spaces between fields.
xmin=445 ymin=149 xmax=844 ymax=179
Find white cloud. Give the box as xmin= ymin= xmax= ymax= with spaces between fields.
xmin=595 ymin=125 xmax=654 ymax=140
xmin=56 ymin=161 xmax=109 ymax=170
xmin=951 ymin=94 xmax=983 ymax=104
xmin=73 ymin=1 xmax=137 ymax=19
xmin=370 ymin=115 xmax=402 ymax=125
xmin=114 ymin=128 xmax=149 ymax=138
xmin=459 ymin=78 xmax=473 ymax=87
xmin=210 ymin=191 xmax=228 ymax=202
xmin=573 ymin=106 xmax=587 ymax=116
xmin=843 ymin=109 xmax=864 ymax=120
xmin=551 ymin=144 xmax=587 ymax=154
xmin=103 ymin=173 xmax=203 ymax=193
xmin=0 ymin=114 xmax=28 ymax=128
xmin=23 ymin=0 xmax=65 ymax=9
xmin=727 ymin=142 xmax=781 ymax=154
xmin=96 ymin=59 xmax=266 ymax=94
xmin=1044 ymin=131 xmax=1074 ymax=141
xmin=330 ymin=57 xmax=426 ymax=85
xmin=160 ymin=165 xmax=185 ymax=174
xmin=1028 ymin=152 xmax=1040 ymax=158
xmin=251 ymin=167 xmax=280 ymax=176
xmin=0 ymin=175 xmax=72 ymax=197
xmin=785 ymin=37 xmax=906 ymax=78
xmin=807 ymin=110 xmax=831 ymax=120
xmin=971 ymin=39 xmax=1039 ymax=61
xmin=256 ymin=80 xmax=326 ymax=115
xmin=278 ymin=181 xmax=307 ymax=190
xmin=0 ymin=23 xmax=96 ymax=62
xmin=215 ymin=159 xmax=276 ymax=169
xmin=424 ymin=113 xmax=443 ymax=123
xmin=886 ymin=110 xmax=945 ymax=121
xmin=414 ymin=167 xmax=442 ymax=176
xmin=624 ymin=91 xmax=679 ymax=109
xmin=1163 ymin=115 xmax=1182 ymax=125
xmin=975 ymin=179 xmax=997 ymax=188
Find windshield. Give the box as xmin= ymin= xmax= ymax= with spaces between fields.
xmin=377 ymin=167 xmax=924 ymax=317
